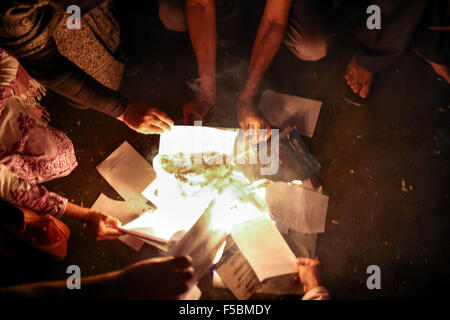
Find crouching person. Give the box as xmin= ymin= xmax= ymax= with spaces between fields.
xmin=0 ymin=49 xmax=122 ymax=260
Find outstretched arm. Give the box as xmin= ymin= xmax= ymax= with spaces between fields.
xmin=0 ymin=256 xmax=194 ymax=299
xmin=241 ymin=0 xmax=291 ymax=100
xmin=0 ymin=165 xmax=122 ymax=240
xmin=0 ymin=1 xmax=173 ymax=134
xmin=237 ymin=0 xmax=292 ymax=142
xmin=0 ymin=2 xmax=128 ymax=118
xmin=183 ymin=0 xmax=217 ymax=124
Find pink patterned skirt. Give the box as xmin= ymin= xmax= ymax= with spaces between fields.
xmin=0 ymin=60 xmax=77 ymax=185
xmin=0 ymin=50 xmax=77 ymax=217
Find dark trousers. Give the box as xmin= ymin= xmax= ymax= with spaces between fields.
xmin=356 ymin=0 xmax=432 ymax=73
xmin=284 ymin=0 xmax=332 ymax=61
xmin=158 ymin=0 xmax=331 ymax=61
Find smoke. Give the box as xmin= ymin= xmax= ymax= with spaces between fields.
xmin=186 ymin=57 xmax=253 ymax=128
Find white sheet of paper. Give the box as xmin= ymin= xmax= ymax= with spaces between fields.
xmin=170 ymin=199 xmax=229 ymax=299
xmin=122 ymin=210 xmax=174 ymax=242
xmin=286 ymin=231 xmax=317 ymax=258
xmin=96 ymin=141 xmax=155 ymax=201
xmin=91 ymin=193 xmax=151 ymax=251
xmin=258 ymin=89 xmax=322 ymax=137
xmin=120 ymin=210 xmax=174 ymax=251
xmin=124 ymin=192 xmax=214 ymax=243
xmin=118 ymin=234 xmax=145 ymax=252
xmin=231 ymin=215 xmax=297 ymax=282
xmin=158 ymin=125 xmax=238 ymax=156
xmin=215 ymin=246 xmax=262 ymax=299
xmin=266 ymin=182 xmax=328 ymax=234
xmin=91 ymin=193 xmax=150 ymax=224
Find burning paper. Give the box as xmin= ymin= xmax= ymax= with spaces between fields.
xmin=92 ymin=125 xmax=328 ymax=298
xmin=142 ymin=154 xmax=218 ymax=209
xmin=120 ymin=197 xmax=212 ymax=248
xmin=159 ymin=125 xmax=238 ymax=156
xmin=94 ymin=131 xmax=311 ymax=295
xmin=146 ymin=132 xmax=298 ymax=284
xmin=169 ymin=199 xmax=231 ymax=299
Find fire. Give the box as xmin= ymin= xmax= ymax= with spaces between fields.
xmin=144 ymin=153 xmax=276 ymax=259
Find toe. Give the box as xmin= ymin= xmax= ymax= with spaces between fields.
xmin=360 ymin=85 xmax=370 ymax=98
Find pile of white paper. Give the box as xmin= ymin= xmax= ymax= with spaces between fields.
xmin=92 ymin=124 xmax=329 ymax=300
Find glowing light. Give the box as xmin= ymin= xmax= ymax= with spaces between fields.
xmin=213 ymin=241 xmax=227 ymax=264
xmin=138 ymin=152 xmax=274 ymax=253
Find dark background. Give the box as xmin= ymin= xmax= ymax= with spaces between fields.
xmin=0 ymin=1 xmax=448 ymax=299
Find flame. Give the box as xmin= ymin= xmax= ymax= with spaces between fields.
xmin=141 ymin=152 xmax=297 ymax=264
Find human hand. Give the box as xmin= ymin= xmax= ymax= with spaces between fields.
xmin=295 ymin=258 xmax=322 ymax=293
xmin=237 ymin=95 xmax=271 ymax=143
xmin=183 ymin=95 xmax=216 ymax=125
xmin=117 ymin=255 xmax=194 ymax=299
xmin=120 ymin=101 xmax=174 ymax=134
xmin=85 ymin=211 xmax=122 ymax=241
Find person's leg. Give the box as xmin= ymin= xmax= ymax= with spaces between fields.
xmin=345 ymin=0 xmax=428 ymax=103
xmin=0 ymin=200 xmax=70 ymax=261
xmin=0 ymin=54 xmax=78 ymax=184
xmin=159 ymin=0 xmax=188 ymax=32
xmin=158 ymin=0 xmax=243 ymax=47
xmin=284 ymin=0 xmax=331 ymax=62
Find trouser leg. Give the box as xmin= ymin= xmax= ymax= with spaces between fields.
xmin=284 ymin=0 xmax=331 ymax=61
xmin=356 ymin=0 xmax=428 ymax=73
xmin=159 ymin=0 xmax=188 ymax=32
xmin=158 ymin=0 xmax=244 ymax=47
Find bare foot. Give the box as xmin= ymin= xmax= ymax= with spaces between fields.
xmin=344 ymin=56 xmax=374 ymax=98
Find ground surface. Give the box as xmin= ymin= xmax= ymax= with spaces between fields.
xmin=1 ymin=2 xmax=448 ymax=299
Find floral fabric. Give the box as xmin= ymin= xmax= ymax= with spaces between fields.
xmin=0 ymin=49 xmax=77 ymax=217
